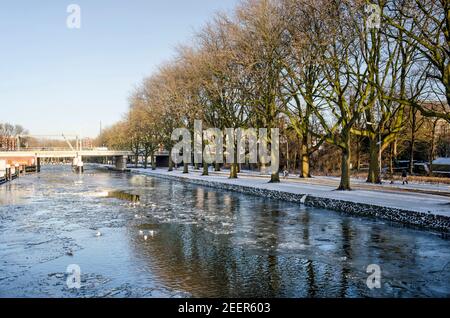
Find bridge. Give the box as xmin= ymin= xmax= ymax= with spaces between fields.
xmin=0 ymin=149 xmax=133 ymax=171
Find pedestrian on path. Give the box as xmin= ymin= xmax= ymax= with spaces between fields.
xmin=402 ymin=169 xmax=408 ymax=185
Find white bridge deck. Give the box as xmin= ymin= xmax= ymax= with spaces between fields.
xmin=0 ymin=150 xmax=132 ymax=159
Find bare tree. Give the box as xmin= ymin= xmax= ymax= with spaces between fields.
xmin=384 ymin=0 xmax=449 ymax=119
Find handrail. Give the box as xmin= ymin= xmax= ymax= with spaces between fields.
xmin=0 ymin=147 xmax=97 ymax=151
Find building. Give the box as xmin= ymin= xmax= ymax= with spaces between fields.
xmin=81 ymin=137 xmax=93 ymax=149
xmin=0 ymin=136 xmax=17 ymax=151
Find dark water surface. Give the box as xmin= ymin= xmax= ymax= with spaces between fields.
xmin=0 ymin=165 xmax=449 ymax=297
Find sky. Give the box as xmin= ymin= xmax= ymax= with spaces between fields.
xmin=0 ymin=0 xmax=240 ymax=138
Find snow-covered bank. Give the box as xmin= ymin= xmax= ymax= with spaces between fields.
xmin=97 ymin=165 xmax=450 ymax=233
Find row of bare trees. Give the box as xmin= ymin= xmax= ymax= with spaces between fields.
xmin=98 ymin=0 xmax=449 ymax=190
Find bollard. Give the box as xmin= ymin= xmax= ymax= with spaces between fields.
xmin=14 ymin=164 xmax=20 ymax=178
xmin=74 ymin=156 xmax=83 ymax=173
xmin=6 ymin=166 xmax=11 ymax=181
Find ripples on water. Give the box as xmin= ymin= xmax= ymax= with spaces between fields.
xmin=0 ymin=165 xmax=449 ymax=298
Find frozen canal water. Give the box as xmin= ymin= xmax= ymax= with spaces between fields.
xmin=0 ymin=165 xmax=449 ymax=297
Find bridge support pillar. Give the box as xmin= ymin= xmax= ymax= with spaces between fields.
xmin=6 ymin=166 xmax=11 ymax=181
xmin=73 ymin=156 xmax=84 ymax=173
xmin=115 ymin=156 xmax=127 ymax=170
xmin=10 ymin=164 xmax=18 ymax=179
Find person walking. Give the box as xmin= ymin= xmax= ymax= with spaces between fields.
xmin=402 ymin=169 xmax=408 ymax=185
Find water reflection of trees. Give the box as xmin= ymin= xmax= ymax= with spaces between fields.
xmin=127 ymin=181 xmax=439 ymax=297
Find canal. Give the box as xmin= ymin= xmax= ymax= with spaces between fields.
xmin=0 ymin=165 xmax=449 ymax=297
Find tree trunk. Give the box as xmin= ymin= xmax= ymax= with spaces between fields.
xmin=429 ymin=120 xmax=438 ymax=176
xmin=143 ymin=151 xmax=148 ymax=169
xmin=392 ymin=138 xmax=398 ymax=175
xmin=301 ymin=154 xmax=310 ymax=178
xmin=300 ymin=140 xmax=311 ymax=178
xmin=229 ymin=149 xmax=238 ymax=179
xmin=388 ymin=143 xmax=394 ymax=177
xmin=409 ymin=136 xmax=415 ymax=175
xmin=429 ymin=142 xmax=435 ymax=177
xmin=151 ymin=153 xmax=156 ymax=170
xmin=270 ymin=172 xmax=280 ymax=183
xmin=202 ymin=163 xmax=209 ymax=176
xmin=292 ymin=150 xmax=297 ymax=174
xmin=444 ymin=60 xmax=450 ymax=110
xmin=229 ymin=163 xmax=238 ymax=178
xmin=270 ymin=136 xmax=280 ymax=183
xmin=409 ymin=110 xmax=417 ymax=174
xmin=214 ymin=162 xmax=221 ymax=171
xmin=300 ymin=137 xmax=311 ymax=178
xmin=366 ymin=138 xmax=380 ymax=183
xmin=183 ymin=163 xmax=189 ymax=174
xmin=356 ymin=136 xmax=361 ymax=172
xmin=168 ymin=152 xmax=173 ymax=172
xmin=338 ymin=138 xmax=351 ymax=190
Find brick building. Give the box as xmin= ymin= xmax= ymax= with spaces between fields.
xmin=0 ymin=136 xmax=17 ymax=151
xmin=82 ymin=137 xmax=93 ymax=149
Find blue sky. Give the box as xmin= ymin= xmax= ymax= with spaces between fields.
xmin=0 ymin=0 xmax=239 ymax=137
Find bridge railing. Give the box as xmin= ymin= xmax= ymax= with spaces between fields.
xmin=0 ymin=147 xmax=102 ymax=152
